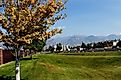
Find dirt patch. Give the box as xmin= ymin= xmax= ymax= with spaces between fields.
xmin=40 ymin=62 xmax=64 ymax=73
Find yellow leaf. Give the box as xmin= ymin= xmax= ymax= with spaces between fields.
xmin=31 ymin=0 xmax=35 ymax=4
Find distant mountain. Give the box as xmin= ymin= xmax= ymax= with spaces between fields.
xmin=106 ymin=34 xmax=121 ymax=40
xmin=46 ymin=34 xmax=121 ymax=46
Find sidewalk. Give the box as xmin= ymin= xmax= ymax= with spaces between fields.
xmin=0 ymin=61 xmax=14 ymax=68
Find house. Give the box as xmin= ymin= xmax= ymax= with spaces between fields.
xmin=0 ymin=47 xmax=15 ymax=65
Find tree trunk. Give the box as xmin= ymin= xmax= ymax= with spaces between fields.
xmin=15 ymin=49 xmax=20 ymax=80
xmin=30 ymin=49 xmax=32 ymax=59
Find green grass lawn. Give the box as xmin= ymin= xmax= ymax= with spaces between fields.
xmin=1 ymin=51 xmax=121 ymax=80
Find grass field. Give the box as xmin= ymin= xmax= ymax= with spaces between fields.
xmin=1 ymin=51 xmax=121 ymax=80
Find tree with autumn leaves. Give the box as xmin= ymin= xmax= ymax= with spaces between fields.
xmin=0 ymin=0 xmax=67 ymax=80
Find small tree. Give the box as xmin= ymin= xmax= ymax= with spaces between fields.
xmin=81 ymin=42 xmax=87 ymax=48
xmin=0 ymin=0 xmax=67 ymax=80
xmin=23 ymin=39 xmax=46 ymax=58
xmin=31 ymin=39 xmax=46 ymax=52
xmin=48 ymin=45 xmax=54 ymax=53
xmin=56 ymin=43 xmax=62 ymax=52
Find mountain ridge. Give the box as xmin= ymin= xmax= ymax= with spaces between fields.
xmin=46 ymin=34 xmax=121 ymax=46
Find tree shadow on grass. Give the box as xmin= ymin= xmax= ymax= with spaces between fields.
xmin=0 ymin=75 xmax=25 ymax=80
xmin=60 ymin=53 xmax=83 ymax=56
xmin=21 ymin=57 xmax=38 ymax=61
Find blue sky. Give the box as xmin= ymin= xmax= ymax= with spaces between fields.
xmin=54 ymin=0 xmax=121 ymax=37
xmin=1 ymin=0 xmax=121 ymax=37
